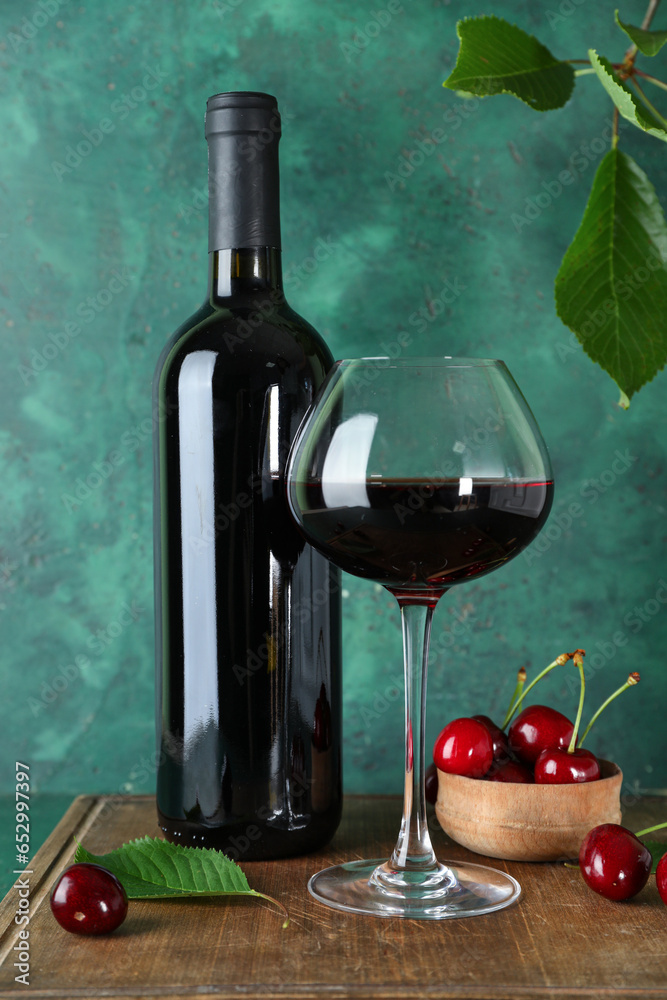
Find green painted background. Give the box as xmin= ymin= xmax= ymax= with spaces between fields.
xmin=1 ymin=0 xmax=666 ymax=825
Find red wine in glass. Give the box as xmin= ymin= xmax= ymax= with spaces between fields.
xmin=298 ymin=478 xmax=553 ymax=599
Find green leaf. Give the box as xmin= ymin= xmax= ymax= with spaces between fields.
xmin=443 ymin=16 xmax=575 ymax=111
xmin=555 ymin=149 xmax=667 ymax=402
xmin=75 ymin=836 xmax=252 ymax=897
xmin=641 ymin=840 xmax=667 ymax=873
xmin=588 ymin=51 xmax=667 ymax=141
xmin=74 ymin=836 xmax=289 ymax=924
xmin=615 ymin=10 xmax=667 ymax=56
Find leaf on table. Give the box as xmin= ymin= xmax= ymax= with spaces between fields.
xmin=74 ymin=836 xmax=289 ymax=924
xmin=75 ymin=836 xmax=252 ymax=896
xmin=443 ymin=16 xmax=575 ymax=111
xmin=641 ymin=840 xmax=667 ymax=872
xmin=588 ymin=51 xmax=667 ymax=141
xmin=615 ymin=10 xmax=667 ymax=56
xmin=555 ymin=148 xmax=667 ymax=404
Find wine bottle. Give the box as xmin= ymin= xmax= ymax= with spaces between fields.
xmin=153 ymin=92 xmax=342 ymax=860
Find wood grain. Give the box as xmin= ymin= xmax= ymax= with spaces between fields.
xmin=0 ymin=794 xmax=666 ymax=999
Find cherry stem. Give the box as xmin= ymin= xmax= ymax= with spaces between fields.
xmin=501 ymin=667 xmax=526 ymax=730
xmin=636 ymin=820 xmax=667 ymax=838
xmin=635 ymin=70 xmax=667 ymax=93
xmin=251 ymin=891 xmax=290 ymax=928
xmin=630 ymin=76 xmax=667 ymax=129
xmin=502 ymin=652 xmax=574 ymax=730
xmin=567 ymin=651 xmax=586 ymax=754
xmin=578 ymin=673 xmax=640 ymax=748
xmin=642 ymin=0 xmax=662 ymax=31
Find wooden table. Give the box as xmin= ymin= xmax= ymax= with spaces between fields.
xmin=1 ymin=794 xmax=666 ymax=999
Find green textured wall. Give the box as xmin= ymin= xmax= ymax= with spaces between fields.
xmin=1 ymin=0 xmax=666 ymax=809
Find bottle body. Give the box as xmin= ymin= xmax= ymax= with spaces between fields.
xmin=153 ymin=256 xmax=342 ymax=860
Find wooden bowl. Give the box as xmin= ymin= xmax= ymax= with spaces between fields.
xmin=435 ymin=759 xmax=622 ymax=862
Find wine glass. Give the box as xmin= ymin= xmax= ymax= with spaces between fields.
xmin=286 ymin=358 xmax=554 ymax=919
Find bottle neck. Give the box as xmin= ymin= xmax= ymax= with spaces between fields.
xmin=208 ymin=247 xmax=284 ymax=305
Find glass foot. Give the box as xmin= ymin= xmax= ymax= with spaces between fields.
xmin=308 ymin=858 xmax=521 ymax=919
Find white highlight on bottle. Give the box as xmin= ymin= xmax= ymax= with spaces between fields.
xmin=267 ymin=383 xmax=280 ymax=477
xmin=178 ymin=350 xmax=219 ymax=743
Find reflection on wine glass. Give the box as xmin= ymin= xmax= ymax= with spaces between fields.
xmin=287 ymin=358 xmax=554 ymax=919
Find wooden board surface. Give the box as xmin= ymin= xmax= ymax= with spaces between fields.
xmin=0 ymin=794 xmax=666 ymax=999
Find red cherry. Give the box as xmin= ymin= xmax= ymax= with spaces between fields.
xmin=579 ymin=824 xmax=651 ymax=901
xmin=508 ymin=705 xmax=574 ymax=766
xmin=534 ymin=747 xmax=600 ymax=784
xmin=50 ymin=863 xmax=128 ymax=935
xmin=424 ymin=762 xmax=439 ymax=805
xmin=486 ymin=759 xmax=534 ymax=783
xmin=433 ymin=717 xmax=493 ymax=778
xmin=470 ymin=714 xmax=510 ymax=761
xmin=656 ymin=852 xmax=667 ymax=904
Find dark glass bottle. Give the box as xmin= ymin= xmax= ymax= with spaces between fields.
xmin=153 ymin=92 xmax=342 ymax=860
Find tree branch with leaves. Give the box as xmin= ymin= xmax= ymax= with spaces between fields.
xmin=443 ymin=5 xmax=667 ymax=408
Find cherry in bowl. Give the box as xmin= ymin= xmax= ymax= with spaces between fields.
xmin=486 ymin=759 xmax=534 ymax=783
xmin=424 ymin=762 xmax=439 ymax=805
xmin=433 ymin=717 xmax=493 ymax=778
xmin=534 ymin=747 xmax=600 ymax=784
xmin=470 ymin=714 xmax=510 ymax=762
xmin=508 ymin=704 xmax=574 ymax=766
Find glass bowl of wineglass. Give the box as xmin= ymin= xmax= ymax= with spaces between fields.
xmin=286 ymin=357 xmax=554 ymax=918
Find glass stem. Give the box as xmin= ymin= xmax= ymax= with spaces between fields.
xmin=390 ymin=601 xmax=438 ymax=871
